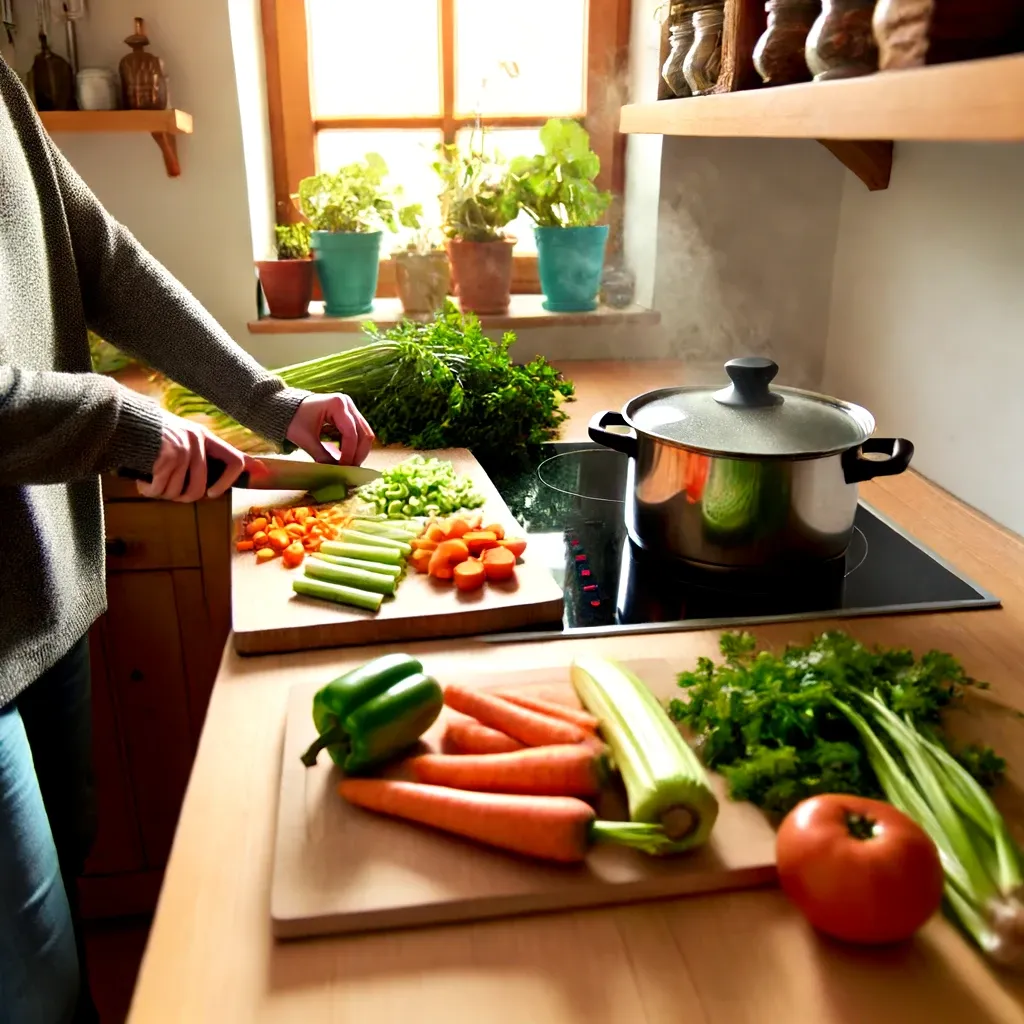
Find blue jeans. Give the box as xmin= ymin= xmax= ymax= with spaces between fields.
xmin=0 ymin=639 xmax=99 ymax=1024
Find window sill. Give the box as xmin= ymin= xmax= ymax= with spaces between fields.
xmin=247 ymin=295 xmax=660 ymax=334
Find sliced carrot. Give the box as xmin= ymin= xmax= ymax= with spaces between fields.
xmin=410 ymin=537 xmax=439 ymax=552
xmin=285 ymin=523 xmax=305 ymax=539
xmin=292 ymin=507 xmax=310 ymax=521
xmin=493 ymin=693 xmax=600 ymax=733
xmin=444 ymin=685 xmax=589 ymax=747
xmin=251 ymin=531 xmax=269 ymax=548
xmin=453 ymin=559 xmax=486 ymax=592
xmin=409 ymin=549 xmax=433 ymax=574
xmin=463 ymin=531 xmax=499 ymax=556
xmin=268 ymin=529 xmax=291 ymax=552
xmin=428 ymin=539 xmax=470 ymax=579
xmin=282 ymin=541 xmax=305 ymax=568
xmin=426 ymin=524 xmax=446 ymax=544
xmin=338 ymin=779 xmax=595 ymax=863
xmin=445 ymin=517 xmax=472 ymax=540
xmin=444 ymin=717 xmax=524 ymax=755
xmin=282 ymin=509 xmax=296 ymax=524
xmin=480 ymin=546 xmax=516 ymax=581
xmin=235 ymin=539 xmax=255 ymax=552
xmin=482 ymin=523 xmax=506 ymax=541
xmin=303 ymin=516 xmax=318 ymax=528
xmin=409 ymin=745 xmax=605 ymax=798
xmin=256 ymin=547 xmax=276 ymax=563
xmin=499 ymin=537 xmax=527 ymax=559
xmin=272 ymin=516 xmax=285 ymax=530
xmin=246 ymin=517 xmax=268 ymax=536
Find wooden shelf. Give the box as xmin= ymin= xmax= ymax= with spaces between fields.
xmin=39 ymin=109 xmax=194 ymax=177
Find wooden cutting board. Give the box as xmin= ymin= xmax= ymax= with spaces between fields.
xmin=270 ymin=658 xmax=778 ymax=940
xmin=231 ymin=448 xmax=564 ymax=654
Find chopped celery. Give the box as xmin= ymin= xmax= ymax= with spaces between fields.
xmin=292 ymin=577 xmax=383 ymax=612
xmin=312 ymin=553 xmax=402 ymax=578
xmin=337 ymin=528 xmax=411 ymax=556
xmin=358 ymin=455 xmax=485 ymax=518
xmin=319 ymin=540 xmax=404 ymax=565
xmin=305 ymin=560 xmax=396 ymax=596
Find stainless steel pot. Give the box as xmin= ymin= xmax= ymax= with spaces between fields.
xmin=589 ymin=357 xmax=914 ymax=571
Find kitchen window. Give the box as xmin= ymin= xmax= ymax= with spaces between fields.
xmin=260 ymin=0 xmax=630 ymax=299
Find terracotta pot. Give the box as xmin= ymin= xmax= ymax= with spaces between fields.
xmin=393 ymin=250 xmax=451 ymax=315
xmin=445 ymin=238 xmax=515 ymax=315
xmin=255 ymin=258 xmax=314 ymax=319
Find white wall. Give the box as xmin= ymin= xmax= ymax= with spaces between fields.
xmin=823 ymin=142 xmax=1024 ymax=536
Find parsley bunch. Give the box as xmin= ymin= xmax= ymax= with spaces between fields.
xmin=669 ymin=631 xmax=1004 ymax=818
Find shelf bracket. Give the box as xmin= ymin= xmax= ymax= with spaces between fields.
xmin=817 ymin=140 xmax=893 ymax=191
xmin=151 ymin=132 xmax=181 ymax=177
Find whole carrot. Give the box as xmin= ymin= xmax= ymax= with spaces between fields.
xmin=409 ymin=745 xmax=606 ymax=797
xmin=444 ymin=685 xmax=589 ymax=747
xmin=493 ymin=692 xmax=600 ymax=733
xmin=445 ymin=716 xmax=524 ymax=755
xmin=338 ymin=779 xmax=595 ymax=863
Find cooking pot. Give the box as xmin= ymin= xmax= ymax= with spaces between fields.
xmin=588 ymin=357 xmax=914 ymax=572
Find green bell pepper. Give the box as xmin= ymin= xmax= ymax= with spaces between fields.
xmin=299 ymin=653 xmax=443 ymax=773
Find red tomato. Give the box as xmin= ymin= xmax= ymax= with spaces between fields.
xmin=776 ymin=794 xmax=944 ymax=945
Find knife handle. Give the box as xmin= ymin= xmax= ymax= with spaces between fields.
xmin=117 ymin=457 xmax=251 ymax=492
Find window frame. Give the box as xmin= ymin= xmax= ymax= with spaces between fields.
xmin=260 ymin=0 xmax=630 ymax=300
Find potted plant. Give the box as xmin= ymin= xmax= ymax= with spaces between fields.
xmin=391 ymin=224 xmax=451 ymax=316
xmin=294 ymin=153 xmax=421 ymax=317
xmin=255 ymin=223 xmax=314 ymax=319
xmin=434 ymin=138 xmax=518 ymax=315
xmin=510 ymin=119 xmax=613 ymax=312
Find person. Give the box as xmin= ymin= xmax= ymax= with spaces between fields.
xmin=0 ymin=56 xmax=374 ymax=1023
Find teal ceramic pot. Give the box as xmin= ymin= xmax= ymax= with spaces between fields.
xmin=310 ymin=230 xmax=382 ymax=316
xmin=534 ymin=225 xmax=610 ymax=312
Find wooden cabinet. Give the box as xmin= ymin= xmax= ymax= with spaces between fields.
xmin=79 ymin=482 xmax=230 ymax=919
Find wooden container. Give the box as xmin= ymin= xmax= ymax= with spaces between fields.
xmin=119 ymin=17 xmax=168 ymax=110
xmin=754 ymin=0 xmax=821 ymax=85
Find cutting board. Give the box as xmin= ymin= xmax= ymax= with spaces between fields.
xmin=270 ymin=658 xmax=778 ymax=940
xmin=232 ymin=448 xmax=564 ymax=654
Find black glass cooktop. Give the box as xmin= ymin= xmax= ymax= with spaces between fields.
xmin=480 ymin=443 xmax=1000 ymax=641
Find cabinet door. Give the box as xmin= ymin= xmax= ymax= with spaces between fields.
xmin=103 ymin=571 xmax=195 ymax=868
xmin=83 ymin=620 xmax=146 ymax=877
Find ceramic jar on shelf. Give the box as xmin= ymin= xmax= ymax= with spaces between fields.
xmin=119 ymin=17 xmax=168 ymax=109
xmin=684 ymin=3 xmax=726 ymax=96
xmin=805 ymin=0 xmax=878 ymax=80
xmin=754 ymin=0 xmax=821 ymax=86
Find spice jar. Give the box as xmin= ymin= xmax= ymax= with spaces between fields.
xmin=754 ymin=0 xmax=821 ymax=86
xmin=76 ymin=68 xmax=120 ymax=110
xmin=663 ymin=15 xmax=698 ymax=96
xmin=805 ymin=0 xmax=878 ymax=81
xmin=684 ymin=5 xmax=725 ymax=96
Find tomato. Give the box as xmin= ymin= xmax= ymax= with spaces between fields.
xmin=776 ymin=794 xmax=944 ymax=945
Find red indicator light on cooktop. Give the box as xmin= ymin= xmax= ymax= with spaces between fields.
xmin=583 ymin=584 xmax=598 ymax=592
xmin=581 ymin=569 xmax=591 ymax=577
xmin=590 ymin=599 xmax=601 ymax=608
xmin=574 ymin=553 xmax=587 ymax=562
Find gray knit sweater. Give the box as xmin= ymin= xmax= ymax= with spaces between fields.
xmin=0 ymin=57 xmax=309 ymax=704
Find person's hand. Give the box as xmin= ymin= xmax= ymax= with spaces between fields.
xmin=286 ymin=393 xmax=374 ymax=466
xmin=138 ymin=415 xmax=250 ymax=502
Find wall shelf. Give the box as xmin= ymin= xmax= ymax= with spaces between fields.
xmin=620 ymin=54 xmax=1024 ymax=190
xmin=39 ymin=109 xmax=194 ymax=177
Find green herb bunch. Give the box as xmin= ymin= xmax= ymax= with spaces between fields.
xmin=510 ymin=119 xmax=612 ymax=229
xmin=669 ymin=631 xmax=1005 ymax=817
xmin=295 ymin=152 xmax=422 ymax=234
xmin=433 ymin=137 xmax=518 ymax=242
xmin=274 ymin=222 xmax=310 ymax=260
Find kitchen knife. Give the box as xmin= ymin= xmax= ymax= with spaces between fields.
xmin=119 ymin=454 xmax=381 ymax=492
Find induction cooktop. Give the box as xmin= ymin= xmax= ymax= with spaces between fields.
xmin=479 ymin=443 xmax=1000 ymax=642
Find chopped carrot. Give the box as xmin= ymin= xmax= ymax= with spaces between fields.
xmin=251 ymin=531 xmax=269 ymax=548
xmin=285 ymin=523 xmax=305 ymax=539
xmin=293 ymin=507 xmax=310 ymax=521
xmin=268 ymin=529 xmax=291 ymax=552
xmin=445 ymin=717 xmax=524 ymax=755
xmin=409 ymin=745 xmax=605 ymax=798
xmin=246 ymin=517 xmax=268 ymax=536
xmin=282 ymin=509 xmax=296 ymax=524
xmin=338 ymin=779 xmax=595 ymax=863
xmin=303 ymin=516 xmax=318 ymax=528
xmin=426 ymin=524 xmax=446 ymax=544
xmin=282 ymin=541 xmax=305 ymax=568
xmin=499 ymin=537 xmax=527 ymax=559
xmin=482 ymin=523 xmax=506 ymax=541
xmin=493 ymin=693 xmax=599 ymax=733
xmin=235 ymin=539 xmax=255 ymax=552
xmin=463 ymin=531 xmax=499 ymax=556
xmin=453 ymin=559 xmax=486 ymax=592
xmin=428 ymin=539 xmax=470 ymax=579
xmin=272 ymin=516 xmax=285 ymax=530
xmin=443 ymin=685 xmax=589 ymax=747
xmin=445 ymin=517 xmax=472 ymax=540
xmin=256 ymin=547 xmax=276 ymax=563
xmin=410 ymin=537 xmax=439 ymax=552
xmin=409 ymin=549 xmax=433 ymax=574
xmin=480 ymin=546 xmax=516 ymax=581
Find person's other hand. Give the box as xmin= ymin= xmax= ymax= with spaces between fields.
xmin=286 ymin=393 xmax=374 ymax=466
xmin=138 ymin=415 xmax=250 ymax=501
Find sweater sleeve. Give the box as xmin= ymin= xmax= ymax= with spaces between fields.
xmin=44 ymin=138 xmax=309 ymax=446
xmin=0 ymin=364 xmax=166 ymax=486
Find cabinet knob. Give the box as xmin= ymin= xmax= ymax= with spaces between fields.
xmin=105 ymin=537 xmax=128 ymax=557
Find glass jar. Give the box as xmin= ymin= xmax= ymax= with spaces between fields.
xmin=805 ymin=0 xmax=878 ymax=81
xmin=600 ymin=263 xmax=637 ymax=309
xmin=754 ymin=0 xmax=821 ymax=86
xmin=663 ymin=20 xmax=698 ymax=97
xmin=76 ymin=67 xmax=120 ymax=110
xmin=684 ymin=6 xmax=725 ymax=96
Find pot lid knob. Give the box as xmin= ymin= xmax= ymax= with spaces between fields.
xmin=714 ymin=357 xmax=784 ymax=409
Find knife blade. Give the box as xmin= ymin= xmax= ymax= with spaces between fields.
xmin=119 ymin=455 xmax=381 ymax=493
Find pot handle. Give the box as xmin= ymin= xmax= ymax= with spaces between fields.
xmin=842 ymin=437 xmax=915 ymax=484
xmin=588 ymin=410 xmax=637 ymax=459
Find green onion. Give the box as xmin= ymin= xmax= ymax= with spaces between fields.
xmin=292 ymin=578 xmax=384 ymax=612
xmin=337 ymin=529 xmax=411 ymax=556
xmin=319 ymin=540 xmax=404 ymax=565
xmin=571 ymin=656 xmax=719 ymax=850
xmin=312 ymin=553 xmax=402 ymax=578
xmin=304 ymin=560 xmax=396 ymax=596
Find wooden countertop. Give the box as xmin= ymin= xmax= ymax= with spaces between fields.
xmin=129 ymin=363 xmax=1024 ymax=1023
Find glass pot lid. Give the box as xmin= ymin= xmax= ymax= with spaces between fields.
xmin=625 ymin=357 xmax=875 ymax=458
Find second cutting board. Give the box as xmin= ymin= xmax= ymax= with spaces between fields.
xmin=232 ymin=448 xmax=564 ymax=654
